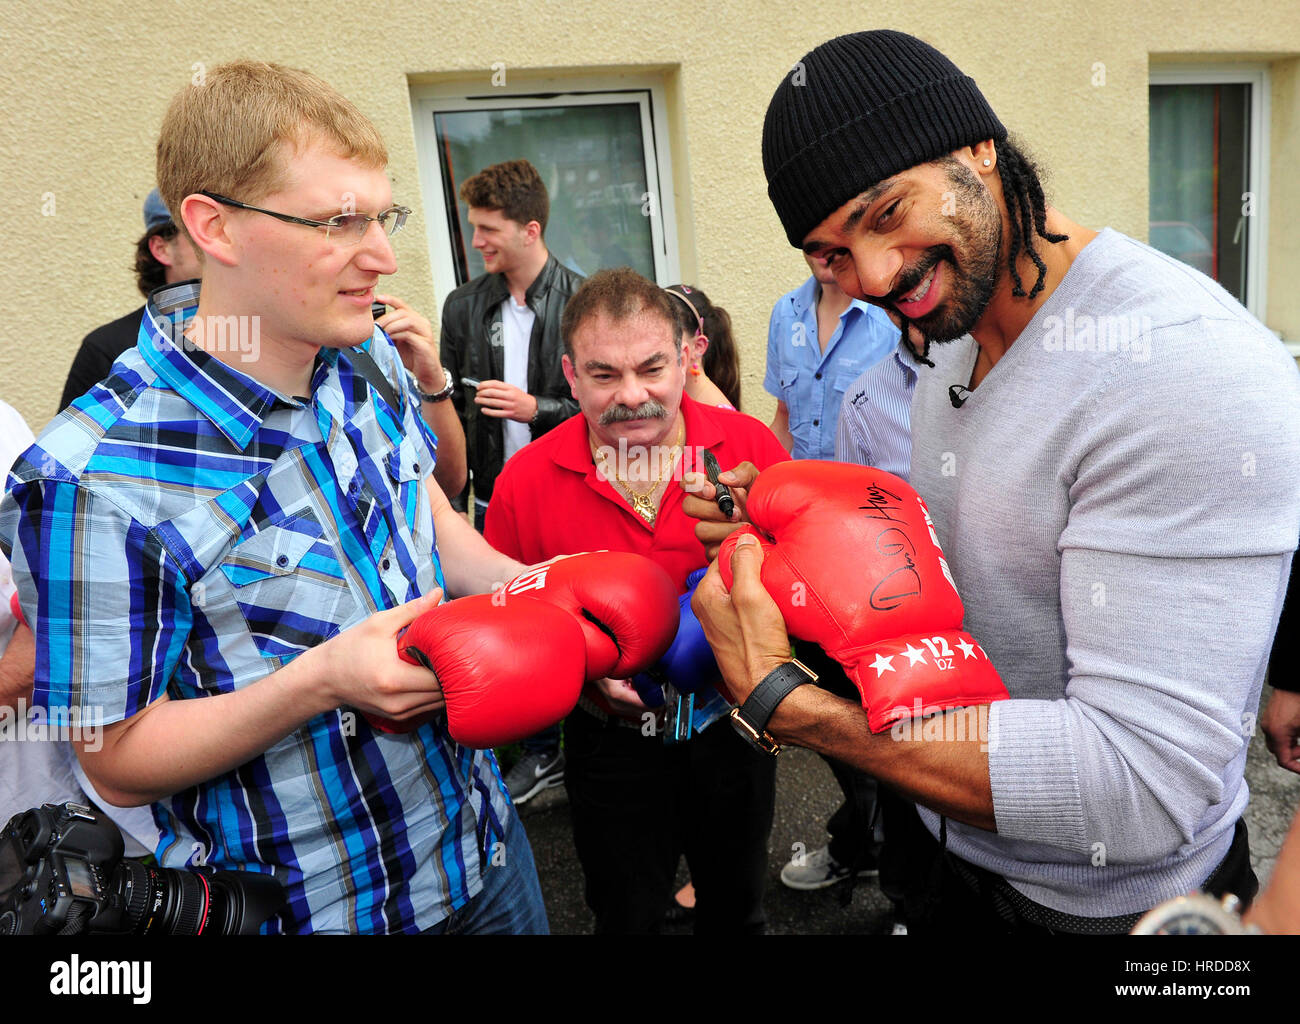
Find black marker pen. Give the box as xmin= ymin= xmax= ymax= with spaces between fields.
xmin=701 ymin=449 xmax=736 ymax=519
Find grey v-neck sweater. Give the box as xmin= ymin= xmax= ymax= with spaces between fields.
xmin=909 ymin=228 xmax=1300 ymax=916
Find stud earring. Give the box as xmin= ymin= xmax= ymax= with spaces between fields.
xmin=983 ymin=158 xmax=991 ymax=166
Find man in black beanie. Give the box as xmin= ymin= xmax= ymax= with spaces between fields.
xmin=688 ymin=30 xmax=1300 ymax=934
xmin=760 ymin=29 xmax=1057 ymax=365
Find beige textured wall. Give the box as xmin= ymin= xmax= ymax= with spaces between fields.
xmin=1 ymin=0 xmax=1297 ymax=435
xmin=1266 ymin=57 xmax=1300 ymax=339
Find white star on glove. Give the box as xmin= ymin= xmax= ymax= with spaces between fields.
xmin=956 ymin=638 xmax=977 ymax=659
xmin=871 ymin=653 xmax=896 ymax=677
xmin=901 ymin=643 xmax=927 ymax=666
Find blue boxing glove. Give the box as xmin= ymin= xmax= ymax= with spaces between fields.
xmin=631 ymin=569 xmax=721 ymax=708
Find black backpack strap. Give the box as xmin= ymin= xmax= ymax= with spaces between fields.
xmin=348 ymin=346 xmax=402 ymax=414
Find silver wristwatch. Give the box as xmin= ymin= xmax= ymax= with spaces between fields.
xmin=417 ymin=372 xmax=455 ymax=403
xmin=1130 ymin=892 xmax=1262 ymax=934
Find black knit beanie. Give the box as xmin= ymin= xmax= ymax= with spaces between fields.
xmin=762 ymin=30 xmax=1007 ymax=247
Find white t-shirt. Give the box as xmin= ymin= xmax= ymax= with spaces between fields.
xmin=0 ymin=400 xmax=85 ymax=824
xmin=500 ymin=297 xmax=536 ymax=462
xmin=0 ymin=400 xmax=157 ymax=855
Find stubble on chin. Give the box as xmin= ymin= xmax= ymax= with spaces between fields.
xmin=904 ymin=230 xmax=1003 ymax=350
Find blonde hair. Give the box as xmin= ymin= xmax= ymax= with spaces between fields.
xmin=156 ymin=60 xmax=388 ymax=233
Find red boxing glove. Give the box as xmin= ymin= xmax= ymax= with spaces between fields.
xmin=502 ymin=552 xmax=679 ymax=681
xmin=719 ymin=461 xmax=1008 ymax=733
xmin=368 ymin=593 xmax=589 ymax=747
xmin=369 ymin=552 xmax=679 ymax=742
xmin=8 ymin=591 xmax=24 ymax=628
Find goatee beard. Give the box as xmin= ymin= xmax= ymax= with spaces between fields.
xmin=898 ymin=221 xmax=1002 ymax=354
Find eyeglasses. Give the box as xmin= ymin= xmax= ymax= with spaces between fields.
xmin=199 ymin=190 xmax=410 ymax=245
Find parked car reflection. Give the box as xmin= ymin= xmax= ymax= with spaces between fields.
xmin=1150 ymin=220 xmax=1214 ymax=277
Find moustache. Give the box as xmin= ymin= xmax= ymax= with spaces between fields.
xmin=884 ymin=246 xmax=954 ymax=305
xmin=600 ymin=400 xmax=668 ymax=425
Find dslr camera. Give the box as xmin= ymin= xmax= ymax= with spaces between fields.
xmin=0 ymin=802 xmax=284 ymax=935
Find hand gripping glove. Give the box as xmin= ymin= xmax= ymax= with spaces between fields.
xmin=718 ymin=460 xmax=1008 ymax=733
xmin=369 ymin=552 xmax=679 ymax=741
xmin=631 ymin=568 xmax=722 ymax=707
xmin=501 ymin=552 xmax=679 ymax=681
xmin=367 ymin=593 xmax=589 ymax=747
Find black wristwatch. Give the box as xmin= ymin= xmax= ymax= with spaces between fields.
xmin=729 ymin=659 xmax=817 ymax=755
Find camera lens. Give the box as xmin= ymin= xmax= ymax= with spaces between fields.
xmin=154 ymin=869 xmax=210 ymax=934
xmin=112 ymin=860 xmax=283 ymax=935
xmin=0 ymin=804 xmax=284 ymax=935
xmin=115 ymin=860 xmax=210 ymax=935
xmin=203 ymin=870 xmax=286 ymax=935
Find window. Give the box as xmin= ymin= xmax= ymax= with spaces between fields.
xmin=411 ymin=75 xmax=680 ymax=312
xmin=1148 ymin=66 xmax=1270 ymax=318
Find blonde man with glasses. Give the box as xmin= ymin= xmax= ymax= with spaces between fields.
xmin=2 ymin=61 xmax=547 ymax=934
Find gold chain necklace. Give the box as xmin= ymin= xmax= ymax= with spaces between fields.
xmin=590 ymin=420 xmax=685 ymax=527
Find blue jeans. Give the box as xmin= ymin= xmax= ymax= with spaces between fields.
xmin=426 ymin=811 xmax=549 ymax=934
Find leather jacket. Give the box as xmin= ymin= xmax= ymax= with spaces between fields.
xmin=439 ymin=254 xmax=584 ymax=502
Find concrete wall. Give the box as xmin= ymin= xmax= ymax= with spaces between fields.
xmin=1 ymin=0 xmax=1296 ymax=433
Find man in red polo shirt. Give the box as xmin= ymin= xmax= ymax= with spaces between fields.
xmin=486 ymin=267 xmax=789 ymax=933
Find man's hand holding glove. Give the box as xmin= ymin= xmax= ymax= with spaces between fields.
xmin=715 ymin=461 xmax=1008 ymax=733
xmin=367 ymin=552 xmax=679 ymax=746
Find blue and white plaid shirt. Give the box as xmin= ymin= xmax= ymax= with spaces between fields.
xmin=1 ymin=282 xmax=511 ymax=933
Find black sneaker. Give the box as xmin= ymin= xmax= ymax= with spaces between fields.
xmin=504 ymin=750 xmax=565 ymax=805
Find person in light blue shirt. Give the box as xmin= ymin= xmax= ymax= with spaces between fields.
xmin=764 ymin=252 xmax=896 ymax=459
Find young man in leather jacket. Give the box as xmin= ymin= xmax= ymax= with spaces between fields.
xmin=439 ymin=159 xmax=583 ymax=532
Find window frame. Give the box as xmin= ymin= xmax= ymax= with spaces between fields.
xmin=411 ymin=73 xmax=681 ymax=318
xmin=1148 ymin=63 xmax=1271 ymax=325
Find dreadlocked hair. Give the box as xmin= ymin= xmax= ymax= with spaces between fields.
xmin=899 ymin=136 xmax=1069 ymax=368
xmin=899 ymin=318 xmax=934 ymax=367
xmin=995 ymin=136 xmax=1069 ymax=300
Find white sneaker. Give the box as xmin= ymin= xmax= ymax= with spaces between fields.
xmin=779 ymin=845 xmax=853 ymax=891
